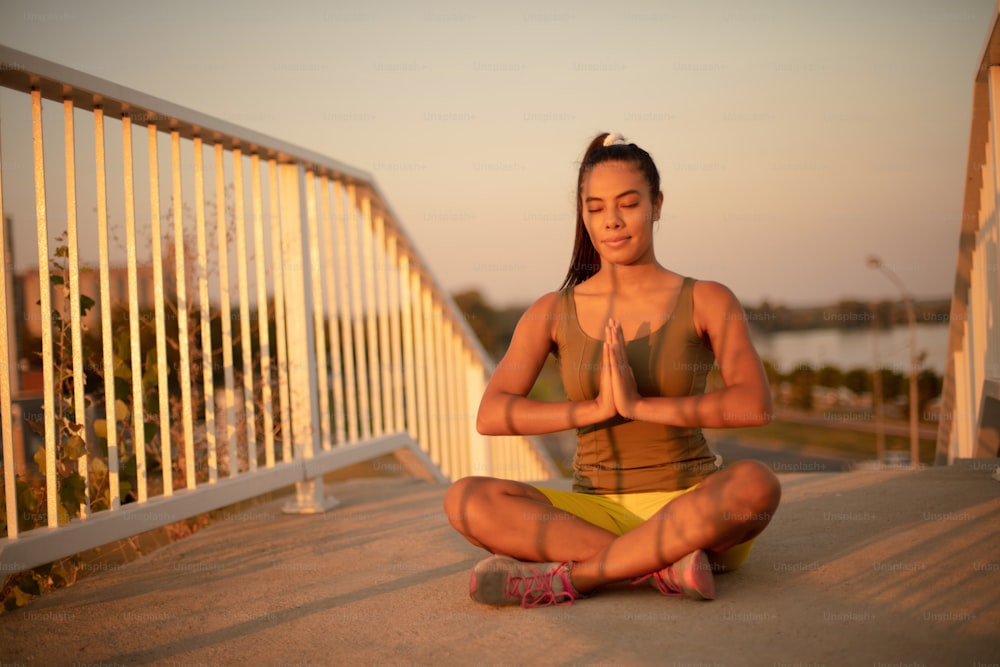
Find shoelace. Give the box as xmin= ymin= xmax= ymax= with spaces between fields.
xmin=505 ymin=563 xmax=578 ymax=608
xmin=631 ymin=568 xmax=685 ymax=597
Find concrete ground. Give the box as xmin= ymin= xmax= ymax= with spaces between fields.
xmin=1 ymin=461 xmax=998 ymax=667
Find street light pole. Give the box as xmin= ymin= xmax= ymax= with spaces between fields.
xmin=866 ymin=256 xmax=920 ymax=469
xmin=869 ymin=300 xmax=886 ymax=462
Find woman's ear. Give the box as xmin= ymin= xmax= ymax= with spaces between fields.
xmin=652 ymin=191 xmax=664 ymax=222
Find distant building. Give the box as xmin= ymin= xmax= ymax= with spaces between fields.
xmin=15 ymin=264 xmax=155 ymax=339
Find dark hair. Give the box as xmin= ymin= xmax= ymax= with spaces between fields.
xmin=559 ymin=132 xmax=662 ymax=290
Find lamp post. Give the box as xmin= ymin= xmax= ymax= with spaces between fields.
xmin=869 ymin=300 xmax=886 ymax=463
xmin=866 ymin=255 xmax=920 ymax=469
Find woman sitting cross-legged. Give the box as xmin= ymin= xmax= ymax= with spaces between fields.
xmin=442 ymin=132 xmax=782 ymax=608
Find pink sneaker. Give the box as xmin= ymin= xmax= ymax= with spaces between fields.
xmin=634 ymin=549 xmax=716 ymax=600
xmin=469 ymin=555 xmax=585 ymax=608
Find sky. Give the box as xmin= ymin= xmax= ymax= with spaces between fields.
xmin=0 ymin=0 xmax=995 ymax=309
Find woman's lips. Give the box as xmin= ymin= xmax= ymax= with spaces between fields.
xmin=603 ymin=236 xmax=630 ymax=248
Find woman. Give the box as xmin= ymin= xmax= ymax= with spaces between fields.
xmin=443 ymin=132 xmax=781 ymax=608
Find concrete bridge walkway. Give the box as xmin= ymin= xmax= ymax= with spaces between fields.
xmin=1 ymin=461 xmax=998 ymax=666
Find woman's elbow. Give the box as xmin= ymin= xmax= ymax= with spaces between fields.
xmin=746 ymin=393 xmax=773 ymax=426
xmin=749 ymin=407 xmax=772 ymax=427
xmin=476 ymin=419 xmax=514 ymax=436
xmin=475 ymin=405 xmax=506 ymax=436
xmin=475 ymin=412 xmax=495 ymax=435
xmin=727 ymin=390 xmax=772 ymax=427
xmin=475 ymin=406 xmax=490 ymax=435
xmin=476 ymin=392 xmax=521 ymax=435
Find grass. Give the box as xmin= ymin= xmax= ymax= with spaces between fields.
xmin=705 ymin=419 xmax=938 ymax=463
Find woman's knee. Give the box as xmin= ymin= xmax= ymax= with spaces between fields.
xmin=443 ymin=476 xmax=487 ymax=529
xmin=726 ymin=460 xmax=782 ymax=516
xmin=442 ymin=476 xmax=541 ymax=532
xmin=692 ymin=461 xmax=781 ymax=553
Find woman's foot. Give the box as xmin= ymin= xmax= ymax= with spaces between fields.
xmin=633 ymin=549 xmax=716 ymax=600
xmin=469 ymin=555 xmax=586 ymax=608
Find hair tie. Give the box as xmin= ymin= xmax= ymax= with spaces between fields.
xmin=603 ymin=132 xmax=627 ymax=147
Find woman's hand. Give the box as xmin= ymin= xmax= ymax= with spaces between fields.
xmin=592 ymin=332 xmax=619 ymax=422
xmin=606 ymin=318 xmax=642 ymax=420
xmin=613 ymin=281 xmax=773 ymax=429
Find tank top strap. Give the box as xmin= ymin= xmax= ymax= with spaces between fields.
xmin=674 ymin=276 xmax=695 ymax=324
xmin=557 ymin=286 xmax=577 ymax=342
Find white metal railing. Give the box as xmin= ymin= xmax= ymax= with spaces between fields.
xmin=937 ymin=3 xmax=1000 ymax=464
xmin=0 ymin=45 xmax=557 ymax=573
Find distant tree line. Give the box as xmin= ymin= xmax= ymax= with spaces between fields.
xmin=452 ymin=289 xmax=945 ymax=420
xmin=743 ymin=297 xmax=952 ymax=333
xmin=763 ymin=360 xmax=942 ymax=418
xmin=452 ymin=290 xmax=524 ymax=362
xmin=453 ymin=290 xmax=954 ymax=360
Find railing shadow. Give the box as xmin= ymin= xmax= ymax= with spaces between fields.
xmin=2 ymin=466 xmax=997 ymax=665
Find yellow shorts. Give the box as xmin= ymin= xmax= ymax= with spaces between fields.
xmin=531 ymin=483 xmax=754 ymax=572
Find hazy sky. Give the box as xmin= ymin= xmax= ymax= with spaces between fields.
xmin=0 ymin=0 xmax=994 ymax=308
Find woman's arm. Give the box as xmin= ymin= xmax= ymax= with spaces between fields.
xmin=476 ymin=292 xmax=617 ymax=436
xmin=609 ymin=281 xmax=773 ymax=428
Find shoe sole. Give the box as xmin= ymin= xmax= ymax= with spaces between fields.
xmin=469 ymin=554 xmax=520 ymax=606
xmin=674 ymin=550 xmax=716 ymax=601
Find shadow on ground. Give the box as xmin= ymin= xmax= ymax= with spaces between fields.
xmin=1 ymin=463 xmax=998 ymax=666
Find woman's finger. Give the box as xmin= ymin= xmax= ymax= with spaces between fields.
xmin=609 ymin=319 xmax=628 ymax=369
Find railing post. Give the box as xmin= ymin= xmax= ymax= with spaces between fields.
xmin=278 ymin=163 xmax=337 ymax=513
xmin=466 ymin=356 xmax=488 ymax=478
xmin=0 ymin=135 xmax=17 ymax=539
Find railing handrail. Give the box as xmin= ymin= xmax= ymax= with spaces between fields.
xmin=0 ymin=44 xmax=498 ymax=367
xmin=0 ymin=44 xmax=558 ymax=575
xmin=0 ymin=45 xmax=371 ymax=179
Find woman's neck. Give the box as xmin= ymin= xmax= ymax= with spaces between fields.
xmin=589 ymin=260 xmax=672 ymax=294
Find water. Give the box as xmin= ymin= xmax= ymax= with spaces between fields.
xmin=750 ymin=323 xmax=950 ymax=376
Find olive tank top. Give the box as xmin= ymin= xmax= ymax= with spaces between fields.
xmin=555 ymin=276 xmax=719 ymax=494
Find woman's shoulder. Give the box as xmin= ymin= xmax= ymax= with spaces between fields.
xmin=690 ymin=279 xmax=745 ymax=334
xmin=526 ymin=290 xmax=566 ymax=312
xmin=690 ymin=278 xmax=739 ymax=302
xmin=514 ymin=290 xmax=566 ymax=336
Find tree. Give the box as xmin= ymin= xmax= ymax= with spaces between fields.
xmin=833 ymin=299 xmax=871 ymax=330
xmin=762 ymin=359 xmax=781 ymax=389
xmin=843 ymin=367 xmax=870 ymax=395
xmin=878 ymin=369 xmax=906 ymax=402
xmin=787 ymin=365 xmax=816 ymax=411
xmin=816 ymin=365 xmax=843 ymax=388
xmin=452 ymin=290 xmax=500 ymax=359
xmin=916 ymin=369 xmax=943 ymax=415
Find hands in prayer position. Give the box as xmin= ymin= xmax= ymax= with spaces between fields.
xmin=597 ymin=318 xmax=642 ymax=422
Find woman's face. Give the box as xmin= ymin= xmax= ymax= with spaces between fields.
xmin=581 ymin=160 xmax=663 ymax=268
